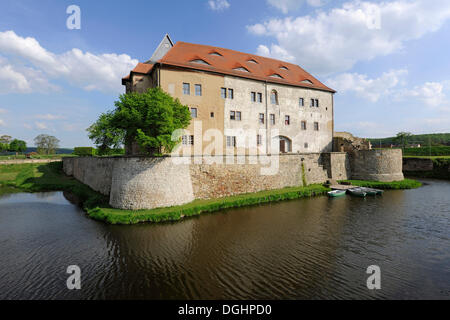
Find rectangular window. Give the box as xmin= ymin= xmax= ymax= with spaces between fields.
xmin=311 ymin=98 xmax=315 ymax=107
xmin=195 ymin=84 xmax=202 ymax=96
xmin=299 ymin=98 xmax=304 ymax=107
xmin=315 ymin=99 xmax=319 ymax=107
xmin=251 ymin=92 xmax=256 ymax=102
xmin=210 ymin=112 xmax=214 ymax=118
xmin=183 ymin=83 xmax=190 ymax=95
xmin=228 ymin=88 xmax=234 ymax=99
xmin=221 ymin=87 xmax=227 ymax=99
xmin=259 ymin=113 xmax=265 ymax=124
xmin=314 ymin=122 xmax=319 ymax=131
xmin=190 ymin=108 xmax=197 ymax=118
xmin=270 ymin=114 xmax=275 ymax=125
xmin=271 ymin=91 xmax=278 ymax=105
xmin=230 ymin=111 xmax=235 ymax=120
xmin=182 ymin=135 xmax=194 ymax=145
xmin=301 ymin=121 xmax=307 ymax=130
xmin=236 ymin=111 xmax=241 ymax=121
xmin=304 ymin=142 xmax=308 ymax=149
xmin=226 ymin=136 xmax=236 ymax=147
xmin=257 ymin=92 xmax=263 ymax=103
xmin=285 ymin=115 xmax=290 ymax=125
xmin=257 ymin=134 xmax=263 ymax=146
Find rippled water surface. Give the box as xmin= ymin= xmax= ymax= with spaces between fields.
xmin=0 ymin=179 xmax=449 ymax=299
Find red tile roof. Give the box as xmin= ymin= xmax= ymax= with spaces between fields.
xmin=159 ymin=42 xmax=335 ymax=93
xmin=122 ymin=63 xmax=154 ymax=83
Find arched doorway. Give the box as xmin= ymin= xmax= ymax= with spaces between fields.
xmin=276 ymin=136 xmax=292 ymax=153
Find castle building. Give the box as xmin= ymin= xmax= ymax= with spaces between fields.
xmin=122 ymin=35 xmax=336 ymax=155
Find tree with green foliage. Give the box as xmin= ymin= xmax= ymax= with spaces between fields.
xmin=34 ymin=134 xmax=60 ymax=155
xmin=0 ymin=142 xmax=8 ymax=153
xmin=395 ymin=132 xmax=412 ymax=149
xmin=89 ymin=87 xmax=191 ymax=156
xmin=9 ymin=139 xmax=27 ymax=153
xmin=0 ymin=135 xmax=12 ymax=145
xmin=87 ymin=111 xmax=125 ymax=155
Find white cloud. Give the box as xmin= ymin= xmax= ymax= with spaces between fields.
xmin=208 ymin=0 xmax=230 ymax=11
xmin=396 ymin=82 xmax=449 ymax=109
xmin=267 ymin=0 xmax=324 ymax=14
xmin=0 ymin=30 xmax=138 ymax=93
xmin=35 ymin=114 xmax=65 ymax=120
xmin=0 ymin=119 xmax=5 ymax=127
xmin=248 ymin=0 xmax=450 ymax=75
xmin=327 ymin=69 xmax=408 ymax=102
xmin=35 ymin=122 xmax=48 ymax=130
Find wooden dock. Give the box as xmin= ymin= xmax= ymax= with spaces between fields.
xmin=330 ymin=185 xmax=358 ymax=190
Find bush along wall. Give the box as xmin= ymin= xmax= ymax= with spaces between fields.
xmin=74 ymin=147 xmax=96 ymax=157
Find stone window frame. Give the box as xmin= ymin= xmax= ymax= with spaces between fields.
xmin=314 ymin=121 xmax=319 ymax=131
xmin=270 ymin=113 xmax=275 ymax=125
xmin=299 ymin=97 xmax=304 ymax=107
xmin=190 ymin=107 xmax=198 ymax=118
xmin=301 ymin=120 xmax=307 ymax=130
xmin=226 ymin=136 xmax=236 ymax=147
xmin=259 ymin=113 xmax=265 ymax=124
xmin=183 ymin=83 xmax=190 ymax=95
xmin=285 ymin=115 xmax=290 ymax=125
xmin=195 ymin=84 xmax=202 ymax=96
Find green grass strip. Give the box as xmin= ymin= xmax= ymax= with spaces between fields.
xmin=338 ymin=179 xmax=422 ymax=189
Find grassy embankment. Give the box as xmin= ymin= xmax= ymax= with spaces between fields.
xmin=403 ymin=157 xmax=450 ymax=180
xmin=0 ymin=154 xmax=76 ymax=160
xmin=0 ymin=162 xmax=330 ymax=224
xmin=338 ymin=179 xmax=422 ymax=189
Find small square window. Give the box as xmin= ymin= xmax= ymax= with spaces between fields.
xmin=182 ymin=135 xmax=194 ymax=145
xmin=190 ymin=108 xmax=197 ymax=118
xmin=259 ymin=113 xmax=265 ymax=124
xmin=226 ymin=136 xmax=236 ymax=147
xmin=210 ymin=112 xmax=214 ymax=118
xmin=183 ymin=83 xmax=190 ymax=95
xmin=195 ymin=84 xmax=202 ymax=96
xmin=314 ymin=122 xmax=319 ymax=131
xmin=301 ymin=121 xmax=307 ymax=130
xmin=257 ymin=134 xmax=263 ymax=146
xmin=230 ymin=111 xmax=235 ymax=120
xmin=299 ymin=98 xmax=304 ymax=107
xmin=285 ymin=115 xmax=290 ymax=125
xmin=228 ymin=88 xmax=234 ymax=99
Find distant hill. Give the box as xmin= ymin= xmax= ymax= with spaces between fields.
xmin=368 ymin=133 xmax=450 ymax=147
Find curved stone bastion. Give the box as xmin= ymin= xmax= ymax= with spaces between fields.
xmin=350 ymin=149 xmax=404 ymax=182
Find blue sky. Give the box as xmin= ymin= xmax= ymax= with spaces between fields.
xmin=1 ymin=0 xmax=450 ymax=148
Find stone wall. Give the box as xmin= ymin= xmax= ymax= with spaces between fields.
xmin=350 ymin=149 xmax=404 ymax=182
xmin=402 ymin=158 xmax=433 ymax=171
xmin=63 ymin=150 xmax=403 ymax=210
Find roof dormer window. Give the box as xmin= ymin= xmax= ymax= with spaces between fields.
xmin=209 ymin=51 xmax=223 ymax=57
xmin=270 ymin=73 xmax=283 ymax=79
xmin=301 ymin=79 xmax=313 ymax=84
xmin=280 ymin=66 xmax=289 ymax=71
xmin=247 ymin=59 xmax=258 ymax=64
xmin=190 ymin=59 xmax=210 ymax=65
xmin=233 ymin=67 xmax=250 ymax=73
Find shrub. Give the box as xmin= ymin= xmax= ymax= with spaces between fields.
xmin=74 ymin=147 xmax=96 ymax=157
xmin=403 ymin=146 xmax=450 ymax=156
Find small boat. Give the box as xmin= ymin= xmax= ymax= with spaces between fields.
xmin=328 ymin=190 xmax=347 ymax=198
xmin=347 ymin=188 xmax=367 ymax=197
xmin=358 ymin=187 xmax=384 ymax=196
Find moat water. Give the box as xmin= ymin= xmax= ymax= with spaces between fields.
xmin=0 ymin=179 xmax=449 ymax=300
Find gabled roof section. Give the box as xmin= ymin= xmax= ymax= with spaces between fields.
xmin=158 ymin=42 xmax=335 ymax=93
xmin=122 ymin=63 xmax=154 ymax=85
xmin=146 ymin=34 xmax=174 ymax=64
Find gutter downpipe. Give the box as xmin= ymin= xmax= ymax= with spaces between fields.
xmin=264 ymin=81 xmax=269 ymax=155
